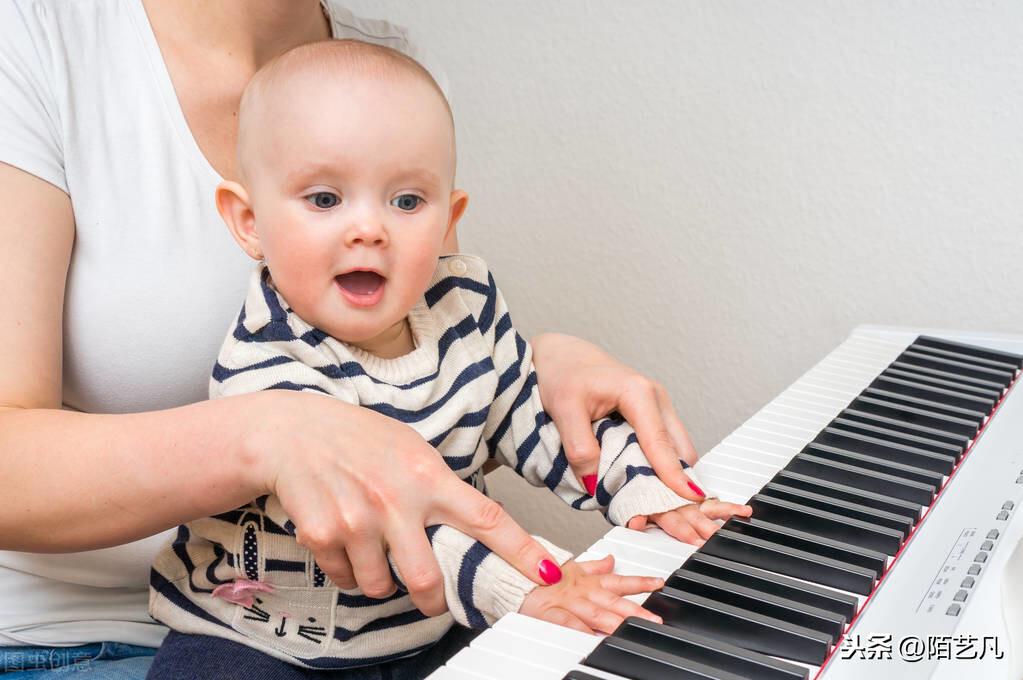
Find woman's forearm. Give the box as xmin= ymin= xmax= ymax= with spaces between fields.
xmin=0 ymin=393 xmax=273 ymax=552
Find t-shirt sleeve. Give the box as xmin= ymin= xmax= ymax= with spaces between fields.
xmin=0 ymin=1 xmax=67 ymax=193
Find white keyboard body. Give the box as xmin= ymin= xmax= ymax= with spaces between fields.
xmin=431 ymin=325 xmax=1023 ymax=680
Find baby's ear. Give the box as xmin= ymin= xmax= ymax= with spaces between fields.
xmin=443 ymin=190 xmax=469 ymax=254
xmin=216 ymin=181 xmax=262 ymax=261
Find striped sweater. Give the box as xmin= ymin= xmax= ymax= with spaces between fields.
xmin=148 ymin=254 xmax=689 ymax=669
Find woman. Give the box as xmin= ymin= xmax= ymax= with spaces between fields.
xmin=0 ymin=0 xmax=701 ymax=676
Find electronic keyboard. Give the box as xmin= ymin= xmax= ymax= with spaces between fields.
xmin=428 ymin=326 xmax=1023 ymax=680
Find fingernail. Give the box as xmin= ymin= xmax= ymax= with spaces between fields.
xmin=687 ymin=481 xmax=706 ymax=498
xmin=582 ymin=474 xmax=598 ymax=496
xmin=538 ymin=559 xmax=562 ymax=585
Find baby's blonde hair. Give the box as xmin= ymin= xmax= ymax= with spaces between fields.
xmin=236 ymin=39 xmax=454 ymax=182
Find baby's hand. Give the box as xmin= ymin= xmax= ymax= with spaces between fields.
xmin=627 ymin=497 xmax=753 ymax=547
xmin=518 ymin=555 xmax=664 ymax=635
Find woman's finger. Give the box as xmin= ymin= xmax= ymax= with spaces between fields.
xmin=318 ymin=547 xmax=357 ymax=590
xmin=655 ymin=384 xmax=699 ymax=467
xmin=616 ymin=378 xmax=704 ymax=501
xmin=544 ymin=396 xmax=601 ymax=494
xmin=438 ymin=480 xmax=563 ymax=586
xmin=384 ymin=522 xmax=446 ymax=616
xmin=344 ymin=533 xmax=398 ymax=600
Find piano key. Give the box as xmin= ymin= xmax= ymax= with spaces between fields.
xmin=695 ymin=460 xmax=773 ymax=488
xmin=712 ymin=443 xmax=791 ymax=468
xmin=771 ymin=469 xmax=924 ymax=519
xmin=747 ymin=493 xmax=904 ymax=555
xmin=806 ymin=437 xmax=953 ymax=481
xmin=838 ymin=407 xmax=971 ymax=447
xmin=472 ymin=629 xmax=585 ymax=672
xmin=448 ymin=646 xmax=563 ymax=679
xmin=691 ymin=470 xmax=762 ymax=502
xmin=605 ymin=526 xmax=700 ymax=561
xmin=758 ymin=404 xmax=833 ymax=430
xmin=700 ymin=451 xmax=783 ymax=479
xmin=611 ymin=616 xmax=810 ymax=680
xmin=889 ymin=360 xmax=1008 ymax=391
xmin=913 ymin=335 xmax=1023 ymax=370
xmin=774 ymin=393 xmax=844 ymax=418
xmin=719 ymin=435 xmax=799 ymax=460
xmin=562 ymin=673 xmax=607 ymax=680
xmin=897 ymin=351 xmax=1015 ymax=387
xmin=700 ymin=527 xmax=877 ymax=594
xmin=863 ymin=387 xmax=988 ymax=423
xmin=870 ymin=375 xmax=997 ymax=412
xmin=640 ymin=586 xmax=833 ymax=665
xmin=722 ymin=518 xmax=888 ymax=576
xmin=761 ymin=482 xmax=915 ymax=535
xmin=848 ymin=396 xmax=979 ymax=438
xmin=428 ymin=668 xmax=488 ymax=680
xmin=589 ymin=539 xmax=680 ymax=576
xmin=664 ymin=568 xmax=846 ymax=638
xmin=882 ymin=366 xmax=1004 ymax=399
xmin=744 ymin=417 xmax=819 ymax=440
xmin=784 ymin=452 xmax=936 ymax=505
xmin=585 ymin=635 xmax=749 ymax=680
xmin=681 ymin=552 xmax=859 ymax=620
xmin=828 ymin=417 xmax=965 ymax=459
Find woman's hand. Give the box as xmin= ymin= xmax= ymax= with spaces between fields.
xmin=243 ymin=390 xmax=564 ymax=618
xmin=626 ymin=498 xmax=753 ymax=546
xmin=519 ymin=555 xmax=664 ymax=635
xmin=530 ymin=333 xmax=705 ymax=502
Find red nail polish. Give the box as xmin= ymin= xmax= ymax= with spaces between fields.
xmin=582 ymin=474 xmax=598 ymax=496
xmin=538 ymin=559 xmax=562 ymax=585
xmin=687 ymin=481 xmax=706 ymax=498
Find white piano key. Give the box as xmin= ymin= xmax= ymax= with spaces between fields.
xmin=804 ymin=368 xmax=874 ymax=392
xmin=472 ymin=629 xmax=583 ymax=671
xmin=694 ymin=460 xmax=772 ymax=488
xmin=720 ymin=434 xmax=799 ymax=458
xmin=746 ymin=413 xmax=820 ymax=437
xmin=739 ymin=422 xmax=816 ymax=446
xmin=787 ymin=386 xmax=850 ymax=408
xmin=448 ymin=646 xmax=561 ymax=679
xmin=607 ymin=526 xmax=700 ymax=561
xmin=426 ymin=668 xmax=489 ymax=680
xmin=815 ymin=359 xmax=880 ymax=381
xmin=494 ymin=613 xmax=599 ymax=655
xmin=700 ymin=451 xmax=781 ymax=478
xmin=730 ymin=426 xmax=808 ymax=448
xmin=692 ymin=470 xmax=761 ymax=501
xmin=760 ymin=403 xmax=833 ymax=429
xmin=773 ymin=393 xmax=842 ymax=418
xmin=795 ymin=377 xmax=860 ymax=400
xmin=589 ymin=539 xmax=680 ymax=574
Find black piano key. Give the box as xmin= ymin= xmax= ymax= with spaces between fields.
xmin=850 ymin=396 xmax=979 ymax=439
xmin=804 ymin=442 xmax=946 ymax=487
xmin=762 ymin=482 xmax=914 ymax=536
xmin=812 ymin=428 xmax=957 ymax=475
xmin=700 ymin=527 xmax=877 ymax=595
xmin=870 ymin=375 xmax=997 ymax=413
xmin=665 ymin=568 xmax=846 ymax=639
xmin=785 ymin=452 xmax=936 ymax=505
xmin=863 ymin=388 xmax=987 ymax=424
xmin=914 ymin=335 xmax=1023 ymax=371
xmin=839 ymin=407 xmax=970 ymax=449
xmin=683 ymin=552 xmax=859 ymax=620
xmin=612 ymin=617 xmax=810 ymax=680
xmin=890 ymin=360 xmax=1008 ymax=393
xmin=897 ymin=352 xmax=1015 ymax=388
xmin=829 ymin=418 xmax=965 ymax=460
xmin=585 ymin=635 xmax=748 ymax=680
xmin=884 ymin=366 xmax=1005 ymax=400
xmin=641 ymin=587 xmax=833 ymax=665
xmin=562 ymin=673 xmax=606 ymax=680
xmin=723 ymin=518 xmax=888 ymax=576
xmin=772 ymin=469 xmax=924 ymax=519
xmin=748 ymin=493 xmax=903 ymax=555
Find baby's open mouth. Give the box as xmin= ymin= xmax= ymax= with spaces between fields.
xmin=335 ymin=270 xmax=386 ymax=307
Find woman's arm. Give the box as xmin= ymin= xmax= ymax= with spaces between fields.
xmin=0 ymin=164 xmax=561 ymax=617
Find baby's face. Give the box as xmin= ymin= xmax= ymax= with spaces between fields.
xmin=242 ymin=71 xmax=461 ymax=350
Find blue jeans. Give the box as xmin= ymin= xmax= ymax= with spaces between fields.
xmin=146 ymin=626 xmax=479 ymax=680
xmin=0 ymin=642 xmax=156 ymax=679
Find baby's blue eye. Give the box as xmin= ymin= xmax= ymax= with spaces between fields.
xmin=307 ymin=192 xmax=339 ymax=209
xmin=391 ymin=194 xmax=422 ymax=212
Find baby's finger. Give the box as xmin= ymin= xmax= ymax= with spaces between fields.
xmin=575 ymin=554 xmax=616 ymax=576
xmin=565 ymin=598 xmax=624 ymax=635
xmin=652 ymin=510 xmax=704 ymax=546
xmin=598 ymin=572 xmax=665 ymax=596
xmin=627 ymin=516 xmax=648 ymax=531
xmin=543 ymin=607 xmax=594 ymax=635
xmin=700 ymin=499 xmax=753 ymax=521
xmin=588 ymin=588 xmax=663 ymax=625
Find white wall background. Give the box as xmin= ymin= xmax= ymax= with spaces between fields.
xmin=344 ymin=0 xmax=1023 ymax=552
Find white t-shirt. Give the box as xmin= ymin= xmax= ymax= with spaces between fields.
xmin=0 ymin=0 xmax=446 ymax=648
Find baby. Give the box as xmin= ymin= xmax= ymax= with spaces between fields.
xmin=147 ymin=39 xmax=750 ymax=674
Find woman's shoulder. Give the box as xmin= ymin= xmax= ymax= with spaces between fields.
xmin=321 ymin=1 xmax=449 ymax=97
